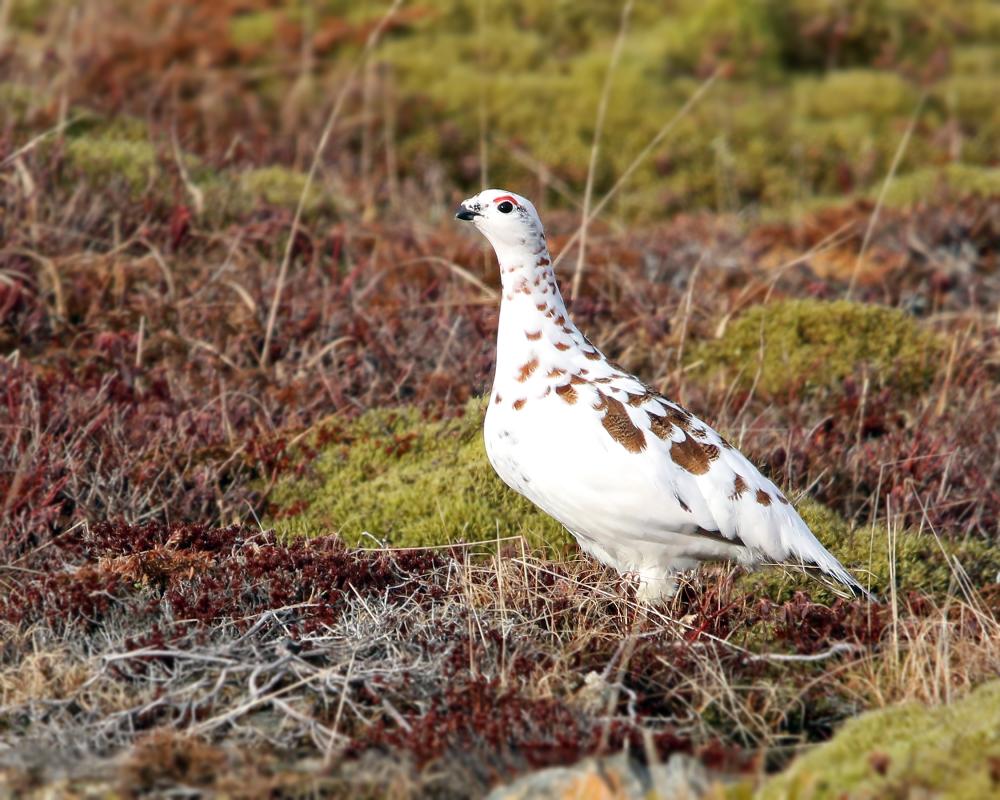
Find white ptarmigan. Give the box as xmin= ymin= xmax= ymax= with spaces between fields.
xmin=456 ymin=188 xmax=868 ymax=602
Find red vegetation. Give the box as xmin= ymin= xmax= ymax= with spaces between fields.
xmin=1 ymin=521 xmax=447 ymax=634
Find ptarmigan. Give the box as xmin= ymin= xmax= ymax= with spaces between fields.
xmin=456 ymin=188 xmax=868 ymax=602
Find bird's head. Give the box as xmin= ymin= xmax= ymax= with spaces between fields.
xmin=455 ymin=189 xmax=545 ymax=252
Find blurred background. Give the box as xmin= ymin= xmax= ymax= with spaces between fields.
xmin=3 ymin=0 xmax=998 ymax=219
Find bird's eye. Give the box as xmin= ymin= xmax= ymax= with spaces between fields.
xmin=497 ymin=201 xmax=514 ymax=214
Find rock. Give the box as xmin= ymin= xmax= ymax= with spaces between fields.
xmin=485 ymin=752 xmax=716 ymax=800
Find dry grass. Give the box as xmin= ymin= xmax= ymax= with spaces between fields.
xmin=1 ymin=522 xmax=997 ymax=795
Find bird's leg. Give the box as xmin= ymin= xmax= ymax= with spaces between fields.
xmin=635 ymin=570 xmax=679 ymax=605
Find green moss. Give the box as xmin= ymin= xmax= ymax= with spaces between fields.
xmin=59 ymin=115 xmax=216 ymax=202
xmin=8 ymin=0 xmax=59 ymax=28
xmin=366 ymin=0 xmax=1000 ymax=215
xmin=796 ymin=71 xmax=918 ymax=121
xmin=789 ymin=116 xmax=881 ymax=194
xmin=199 ymin=166 xmax=329 ymax=220
xmin=0 ymin=82 xmax=44 ymax=118
xmin=651 ymin=0 xmax=781 ymax=78
xmin=64 ymin=135 xmax=159 ymax=197
xmin=229 ymin=11 xmax=280 ymax=48
xmin=936 ymin=74 xmax=1000 ymax=121
xmin=29 ymin=0 xmax=978 ymax=217
xmin=737 ymin=498 xmax=998 ymax=602
xmin=267 ymin=398 xmax=570 ymax=551
xmin=757 ymin=680 xmax=1000 ymax=799
xmin=56 ymin=121 xmax=332 ymax=220
xmin=952 ymin=44 xmax=1000 ymax=76
xmin=772 ymin=0 xmax=971 ymax=71
xmin=689 ymin=300 xmax=942 ymax=400
xmin=237 ymin=166 xmax=323 ymax=212
xmin=878 ymin=164 xmax=1000 ymax=208
xmin=63 ymin=112 xmax=149 ymax=143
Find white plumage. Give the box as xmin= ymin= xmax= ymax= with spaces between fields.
xmin=456 ymin=189 xmax=867 ymax=602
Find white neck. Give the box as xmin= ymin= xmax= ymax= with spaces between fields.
xmin=490 ymin=236 xmax=577 ymax=379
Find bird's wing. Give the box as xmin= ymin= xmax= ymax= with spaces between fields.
xmin=600 ymin=379 xmax=864 ymax=593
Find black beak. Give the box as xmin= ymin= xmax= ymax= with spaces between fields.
xmin=455 ymin=204 xmax=480 ymax=221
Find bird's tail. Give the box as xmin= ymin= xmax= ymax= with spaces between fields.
xmin=801 ymin=544 xmax=877 ymax=602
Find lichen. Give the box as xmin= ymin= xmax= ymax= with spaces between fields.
xmin=755 ymin=679 xmax=1000 ymax=799
xmin=689 ymin=300 xmax=942 ymax=400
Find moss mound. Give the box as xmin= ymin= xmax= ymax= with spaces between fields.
xmin=755 ymin=679 xmax=1000 ymax=799
xmin=200 ymin=165 xmax=329 ymax=219
xmin=878 ymin=163 xmax=1000 ymax=207
xmin=690 ymin=300 xmax=941 ymax=399
xmin=64 ymin=135 xmax=160 ymax=197
xmin=268 ymin=399 xmax=570 ymax=551
xmin=57 ymin=115 xmax=333 ymax=219
xmin=237 ymin=166 xmax=316 ymax=210
xmin=795 ymin=70 xmax=918 ymax=120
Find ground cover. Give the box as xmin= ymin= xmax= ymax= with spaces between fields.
xmin=1 ymin=2 xmax=998 ymax=796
